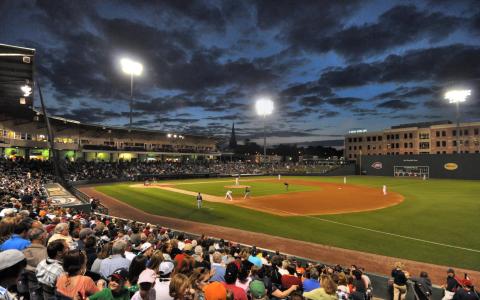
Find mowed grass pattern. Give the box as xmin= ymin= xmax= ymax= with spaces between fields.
xmin=96 ymin=176 xmax=480 ymax=270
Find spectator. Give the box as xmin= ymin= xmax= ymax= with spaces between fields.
xmin=48 ymin=223 xmax=74 ymax=249
xmin=132 ymin=268 xmax=157 ymax=300
xmin=303 ymin=275 xmax=337 ymax=300
xmin=89 ymin=268 xmax=130 ymax=300
xmin=211 ymin=251 xmax=226 ymax=282
xmin=223 ymin=262 xmax=247 ymax=300
xmin=128 ymin=255 xmax=148 ymax=295
xmin=100 ymin=240 xmax=131 ymax=278
xmin=169 ymin=273 xmax=192 ymax=300
xmin=391 ymin=262 xmax=409 ymax=300
xmin=453 ymin=279 xmax=478 ymax=300
xmin=55 ymin=249 xmax=101 ymax=298
xmin=36 ymin=239 xmax=67 ymax=299
xmin=0 ymin=250 xmax=27 ymax=300
xmin=281 ymin=264 xmax=302 ymax=290
xmin=85 ymin=235 xmax=97 ymax=270
xmin=190 ymin=267 xmax=211 ymax=300
xmin=22 ymin=227 xmax=48 ymax=299
xmin=249 ymin=280 xmax=268 ymax=300
xmin=411 ymin=271 xmax=432 ymax=300
xmin=91 ymin=242 xmax=113 ymax=274
xmin=204 ymin=281 xmax=227 ymax=300
xmin=303 ymin=267 xmax=321 ymax=292
xmin=77 ymin=228 xmax=94 ymax=251
xmin=443 ymin=268 xmax=463 ymax=300
xmin=155 ymin=260 xmax=175 ymax=300
xmin=0 ymin=218 xmax=31 ymax=251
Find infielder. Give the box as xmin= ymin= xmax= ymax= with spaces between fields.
xmin=278 ymin=174 xmax=281 ymax=180
xmin=196 ymin=192 xmax=203 ymax=209
xmin=235 ymin=176 xmax=239 ymax=185
xmin=382 ymin=185 xmax=387 ymax=195
xmin=225 ymin=190 xmax=233 ymax=201
xmin=343 ymin=176 xmax=347 ymax=184
xmin=244 ymin=186 xmax=251 ymax=199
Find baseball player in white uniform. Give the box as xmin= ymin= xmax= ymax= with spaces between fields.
xmin=382 ymin=185 xmax=387 ymax=195
xmin=235 ymin=177 xmax=239 ymax=185
xmin=278 ymin=174 xmax=281 ymax=180
xmin=225 ymin=190 xmax=233 ymax=201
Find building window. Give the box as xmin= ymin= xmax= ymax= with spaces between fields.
xmin=419 ymin=133 xmax=429 ymax=139
xmin=453 ymin=141 xmax=457 ymax=146
xmin=436 ymin=131 xmax=440 ymax=137
xmin=367 ymin=136 xmax=371 ymax=142
xmin=358 ymin=137 xmax=363 ymax=142
xmin=348 ymin=138 xmax=352 ymax=142
xmin=436 ymin=141 xmax=440 ymax=147
xmin=353 ymin=138 xmax=357 ymax=142
xmin=396 ymin=143 xmax=400 ymax=148
xmin=367 ymin=145 xmax=371 ymax=150
xmin=409 ymin=133 xmax=413 ymax=139
xmin=453 ymin=130 xmax=456 ymax=136
xmin=442 ymin=141 xmax=446 ymax=147
xmin=395 ymin=134 xmax=399 ymax=139
xmin=372 ymin=136 xmax=376 ymax=141
xmin=359 ymin=146 xmax=362 ymax=150
xmin=442 ymin=131 xmax=446 ymax=137
xmin=419 ymin=142 xmax=430 ymax=149
xmin=349 ymin=146 xmax=352 ymax=150
xmin=404 ymin=143 xmax=408 ymax=148
xmin=464 ymin=140 xmax=469 ymax=146
xmin=474 ymin=128 xmax=479 ymax=135
xmin=404 ymin=133 xmax=408 ymax=139
xmin=354 ymin=146 xmax=357 ymax=150
xmin=464 ymin=129 xmax=469 ymax=135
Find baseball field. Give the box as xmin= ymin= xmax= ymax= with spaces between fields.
xmin=90 ymin=176 xmax=480 ymax=271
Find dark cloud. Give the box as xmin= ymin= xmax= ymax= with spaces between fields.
xmin=299 ymin=96 xmax=324 ymax=107
xmin=286 ymin=108 xmax=317 ymax=118
xmin=377 ymin=99 xmax=416 ymax=110
xmin=325 ymin=97 xmax=362 ymax=107
xmin=320 ymin=44 xmax=480 ymax=88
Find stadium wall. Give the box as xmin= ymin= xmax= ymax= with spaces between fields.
xmin=360 ymin=154 xmax=480 ymax=179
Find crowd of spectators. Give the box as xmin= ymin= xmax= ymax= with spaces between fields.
xmin=1 ymin=158 xmax=478 ymax=300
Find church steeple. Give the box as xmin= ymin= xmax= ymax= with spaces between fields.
xmin=229 ymin=122 xmax=237 ymax=149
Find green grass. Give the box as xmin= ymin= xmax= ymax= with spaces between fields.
xmin=95 ymin=176 xmax=480 ymax=270
xmin=167 ymin=178 xmax=317 ymax=197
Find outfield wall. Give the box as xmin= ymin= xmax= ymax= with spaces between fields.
xmin=361 ymin=154 xmax=480 ymax=179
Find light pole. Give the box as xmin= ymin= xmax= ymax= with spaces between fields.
xmin=255 ymin=98 xmax=274 ymax=163
xmin=120 ymin=58 xmax=143 ymax=129
xmin=445 ymin=89 xmax=471 ymax=153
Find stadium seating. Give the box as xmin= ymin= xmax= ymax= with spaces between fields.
xmin=0 ymin=158 xmax=469 ymax=300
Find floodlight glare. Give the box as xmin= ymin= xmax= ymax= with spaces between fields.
xmin=167 ymin=133 xmax=172 ymax=138
xmin=21 ymin=85 xmax=32 ymax=97
xmin=120 ymin=58 xmax=143 ymax=76
xmin=445 ymin=90 xmax=471 ymax=103
xmin=255 ymin=98 xmax=274 ymax=116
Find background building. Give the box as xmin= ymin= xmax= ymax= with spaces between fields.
xmin=345 ymin=121 xmax=480 ymax=161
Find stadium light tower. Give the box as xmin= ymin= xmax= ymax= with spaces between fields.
xmin=255 ymin=98 xmax=274 ymax=162
xmin=445 ymin=89 xmax=471 ymax=153
xmin=120 ymin=58 xmax=143 ymax=129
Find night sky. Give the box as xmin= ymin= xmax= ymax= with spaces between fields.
xmin=1 ymin=0 xmax=480 ymax=144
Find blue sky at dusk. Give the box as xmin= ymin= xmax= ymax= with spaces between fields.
xmin=1 ymin=0 xmax=480 ymax=144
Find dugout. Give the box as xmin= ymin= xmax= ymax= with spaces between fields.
xmin=360 ymin=154 xmax=480 ymax=179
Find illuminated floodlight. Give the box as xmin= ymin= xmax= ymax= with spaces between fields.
xmin=173 ymin=134 xmax=177 ymax=138
xmin=255 ymin=98 xmax=274 ymax=117
xmin=445 ymin=90 xmax=471 ymax=103
xmin=21 ymin=85 xmax=32 ymax=97
xmin=167 ymin=133 xmax=172 ymax=138
xmin=120 ymin=58 xmax=143 ymax=76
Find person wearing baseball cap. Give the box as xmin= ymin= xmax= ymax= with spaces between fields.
xmin=89 ymin=268 xmax=130 ymax=300
xmin=204 ymin=281 xmax=227 ymax=300
xmin=452 ymin=278 xmax=478 ymax=300
xmin=0 ymin=250 xmax=27 ymax=300
xmin=442 ymin=268 xmax=463 ymax=300
xmin=249 ymin=280 xmax=267 ymax=300
xmin=132 ymin=269 xmax=157 ymax=300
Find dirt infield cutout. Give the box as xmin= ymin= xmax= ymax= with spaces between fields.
xmin=132 ymin=179 xmax=404 ymax=216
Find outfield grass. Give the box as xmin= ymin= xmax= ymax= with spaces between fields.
xmin=95 ymin=176 xmax=480 ymax=270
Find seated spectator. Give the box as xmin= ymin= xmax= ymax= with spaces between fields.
xmin=77 ymin=228 xmax=94 ymax=251
xmin=36 ymin=239 xmax=68 ymax=299
xmin=55 ymin=249 xmax=101 ymax=298
xmin=89 ymin=268 xmax=130 ymax=300
xmin=303 ymin=267 xmax=321 ymax=292
xmin=281 ymin=264 xmax=302 ymax=290
xmin=155 ymin=260 xmax=175 ymax=299
xmin=210 ymin=251 xmax=226 ymax=282
xmin=203 ymin=281 xmax=227 ymax=300
xmin=91 ymin=242 xmax=113 ymax=274
xmin=0 ymin=218 xmax=31 ymax=251
xmin=303 ymin=275 xmax=337 ymax=300
xmin=223 ymin=262 xmax=247 ymax=300
xmin=48 ymin=223 xmax=74 ymax=249
xmin=131 ymin=268 xmax=157 ymax=300
xmin=128 ymin=255 xmax=148 ymax=295
xmin=249 ymin=280 xmax=268 ymax=300
xmin=85 ymin=235 xmax=98 ymax=271
xmin=190 ymin=267 xmax=212 ymax=300
xmin=100 ymin=240 xmax=131 ymax=278
xmin=169 ymin=273 xmax=192 ymax=300
xmin=453 ymin=279 xmax=477 ymax=300
xmin=22 ymin=227 xmax=48 ymax=299
xmin=0 ymin=250 xmax=27 ymax=300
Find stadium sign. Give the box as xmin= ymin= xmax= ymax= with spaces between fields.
xmin=371 ymin=162 xmax=383 ymax=169
xmin=444 ymin=163 xmax=458 ymax=171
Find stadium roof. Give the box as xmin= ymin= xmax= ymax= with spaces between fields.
xmin=390 ymin=120 xmax=452 ymax=129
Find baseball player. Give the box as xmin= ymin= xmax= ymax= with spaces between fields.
xmin=196 ymin=192 xmax=203 ymax=209
xmin=344 ymin=176 xmax=347 ymax=184
xmin=225 ymin=190 xmax=233 ymax=201
xmin=244 ymin=186 xmax=251 ymax=199
xmin=382 ymin=185 xmax=387 ymax=195
xmin=284 ymin=182 xmax=289 ymax=191
xmin=235 ymin=176 xmax=239 ymax=186
xmin=278 ymin=174 xmax=281 ymax=180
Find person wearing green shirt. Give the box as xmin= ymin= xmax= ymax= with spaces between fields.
xmin=89 ymin=268 xmax=130 ymax=300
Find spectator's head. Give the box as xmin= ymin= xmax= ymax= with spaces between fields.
xmin=249 ymin=280 xmax=267 ymax=300
xmin=420 ymin=271 xmax=429 ymax=278
xmin=447 ymin=268 xmax=455 ymax=277
xmin=14 ymin=219 xmax=31 ymax=236
xmin=138 ymin=269 xmax=156 ymax=299
xmin=47 ymin=239 xmax=67 ymax=260
xmin=394 ymin=262 xmax=404 ymax=270
xmin=147 ymin=250 xmax=164 ymax=271
xmin=309 ymin=267 xmax=320 ymax=280
xmin=108 ymin=268 xmax=128 ymax=292
xmin=224 ymin=262 xmax=238 ymax=284
xmin=352 ymin=269 xmax=362 ymax=280
xmin=0 ymin=250 xmax=27 ymax=286
xmin=320 ymin=275 xmax=337 ymax=296
xmin=85 ymin=235 xmax=96 ymax=249
xmin=287 ymin=264 xmax=296 ymax=275
xmin=97 ymin=242 xmax=113 ymax=259
xmin=212 ymin=251 xmax=222 ymax=263
xmin=63 ymin=249 xmax=87 ymax=276
xmin=189 ymin=267 xmax=210 ymax=292
xmin=159 ymin=261 xmax=174 ymax=278
xmin=203 ymin=281 xmax=227 ymax=300
xmin=28 ymin=227 xmax=46 ymax=244
xmin=139 ymin=242 xmax=153 ymax=257
xmin=54 ymin=223 xmax=69 ymax=237
xmin=79 ymin=228 xmax=94 ymax=241
xmin=128 ymin=255 xmax=148 ymax=284
xmin=169 ymin=273 xmax=191 ymax=300
xmin=112 ymin=240 xmax=127 ymax=255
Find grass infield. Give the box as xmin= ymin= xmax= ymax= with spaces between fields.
xmin=95 ymin=176 xmax=480 ymax=270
